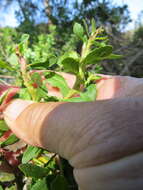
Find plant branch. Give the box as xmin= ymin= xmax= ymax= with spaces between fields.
xmin=55 ymin=155 xmax=64 ymax=175
xmin=0 ymin=75 xmax=14 ymax=79
xmin=15 ymin=47 xmax=37 ymax=101
xmin=46 ymin=153 xmax=57 ymax=166
xmin=120 ymin=50 xmax=143 ymax=75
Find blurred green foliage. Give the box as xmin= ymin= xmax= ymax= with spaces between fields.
xmin=1 ymin=0 xmax=143 ymax=77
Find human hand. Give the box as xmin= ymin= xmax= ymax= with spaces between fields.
xmin=2 ymin=74 xmax=143 ymax=190
xmin=96 ymin=74 xmax=143 ymax=99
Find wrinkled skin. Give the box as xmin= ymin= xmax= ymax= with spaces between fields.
xmin=3 ymin=74 xmax=143 ymax=190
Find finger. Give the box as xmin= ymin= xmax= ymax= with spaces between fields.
xmin=3 ymin=99 xmax=64 ymax=147
xmin=0 ymin=84 xmax=9 ymax=96
xmin=95 ymin=74 xmax=114 ymax=87
xmin=0 ymin=84 xmax=19 ymax=96
xmin=4 ymin=97 xmax=143 ymax=164
xmin=74 ymin=152 xmax=143 ymax=190
xmin=59 ymin=72 xmax=76 ymax=88
xmin=96 ymin=76 xmax=121 ymax=100
xmin=46 ymin=83 xmax=62 ymax=98
xmin=0 ymin=85 xmax=20 ymax=120
xmin=3 ymin=99 xmax=34 ymax=122
xmin=3 ymin=97 xmax=143 ymax=190
xmin=96 ymin=75 xmax=143 ymax=100
xmin=3 ymin=99 xmax=34 ymax=145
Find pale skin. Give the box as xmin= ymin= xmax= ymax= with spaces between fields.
xmin=2 ymin=74 xmax=143 ymax=190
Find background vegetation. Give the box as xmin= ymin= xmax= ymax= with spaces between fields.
xmin=0 ymin=0 xmax=143 ymax=77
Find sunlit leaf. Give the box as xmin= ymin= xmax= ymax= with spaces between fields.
xmin=107 ymin=54 xmax=123 ymax=59
xmin=31 ymin=178 xmax=49 ymax=190
xmin=31 ymin=72 xmax=42 ymax=86
xmin=18 ymin=34 xmax=30 ymax=54
xmin=80 ymin=84 xmax=96 ymax=101
xmin=83 ymin=45 xmax=113 ymax=64
xmin=73 ymin=23 xmax=84 ymax=40
xmin=20 ymin=34 xmax=30 ymax=43
xmin=19 ymin=88 xmax=32 ymax=100
xmin=7 ymin=53 xmax=19 ymax=66
xmin=61 ymin=57 xmax=79 ymax=74
xmin=64 ymin=97 xmax=84 ymax=102
xmin=0 ymin=120 xmax=9 ymax=132
xmin=64 ymin=84 xmax=96 ymax=102
xmin=91 ymin=18 xmax=96 ymax=34
xmin=22 ymin=145 xmax=42 ymax=164
xmin=0 ymin=60 xmax=13 ymax=71
xmin=0 ymin=134 xmax=19 ymax=147
xmin=46 ymin=73 xmax=70 ymax=97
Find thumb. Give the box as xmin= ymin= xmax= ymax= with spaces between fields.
xmin=3 ymin=99 xmax=33 ymax=122
xmin=3 ymin=99 xmax=34 ymax=145
xmin=3 ymin=99 xmax=64 ymax=149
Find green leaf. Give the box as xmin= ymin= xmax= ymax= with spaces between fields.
xmin=64 ymin=84 xmax=96 ymax=102
xmin=18 ymin=34 xmax=29 ymax=54
xmin=0 ymin=60 xmax=13 ymax=71
xmin=73 ymin=23 xmax=84 ymax=40
xmin=80 ymin=84 xmax=96 ymax=101
xmin=22 ymin=145 xmax=42 ymax=164
xmin=36 ymin=87 xmax=49 ymax=101
xmin=19 ymin=164 xmax=49 ymax=179
xmin=59 ymin=51 xmax=79 ymax=64
xmin=0 ymin=131 xmax=4 ymax=137
xmin=83 ymin=19 xmax=89 ymax=37
xmin=85 ymin=74 xmax=101 ymax=85
xmin=31 ymin=178 xmax=48 ymax=190
xmin=0 ymin=172 xmax=15 ymax=182
xmin=95 ymin=36 xmax=108 ymax=40
xmin=20 ymin=34 xmax=29 ymax=43
xmin=64 ymin=97 xmax=84 ymax=102
xmin=0 ymin=134 xmax=19 ymax=147
xmin=0 ymin=185 xmax=3 ymax=190
xmin=19 ymin=88 xmax=32 ymax=100
xmin=91 ymin=18 xmax=96 ymax=34
xmin=46 ymin=73 xmax=70 ymax=97
xmin=29 ymin=55 xmax=57 ymax=69
xmin=49 ymin=56 xmax=57 ymax=67
xmin=51 ymin=175 xmax=68 ymax=190
xmin=0 ymin=89 xmax=9 ymax=105
xmin=0 ymin=120 xmax=9 ymax=132
xmin=63 ymin=89 xmax=79 ymax=99
xmin=83 ymin=45 xmax=113 ymax=64
xmin=29 ymin=61 xmax=49 ymax=69
xmin=107 ymin=54 xmax=123 ymax=59
xmin=31 ymin=72 xmax=42 ymax=86
xmin=58 ymin=51 xmax=79 ymax=73
xmin=8 ymin=53 xmax=19 ymax=66
xmin=61 ymin=57 xmax=79 ymax=74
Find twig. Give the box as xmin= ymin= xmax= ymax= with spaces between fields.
xmin=15 ymin=47 xmax=37 ymax=101
xmin=55 ymin=155 xmax=64 ymax=175
xmin=0 ymin=75 xmax=14 ymax=79
xmin=46 ymin=153 xmax=57 ymax=166
xmin=0 ymin=79 xmax=11 ymax=86
xmin=120 ymin=50 xmax=143 ymax=75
